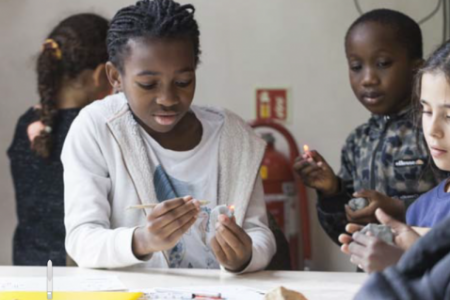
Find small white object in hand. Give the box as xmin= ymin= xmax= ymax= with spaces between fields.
xmin=210 ymin=205 xmax=232 ymax=228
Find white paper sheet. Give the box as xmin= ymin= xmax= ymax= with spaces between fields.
xmin=134 ymin=285 xmax=265 ymax=300
xmin=0 ymin=276 xmax=127 ymax=292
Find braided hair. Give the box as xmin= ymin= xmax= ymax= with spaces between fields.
xmin=107 ymin=0 xmax=201 ymax=73
xmin=345 ymin=9 xmax=423 ymax=60
xmin=34 ymin=13 xmax=109 ymax=158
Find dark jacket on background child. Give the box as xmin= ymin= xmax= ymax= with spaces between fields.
xmin=355 ymin=216 xmax=450 ymax=300
xmin=318 ymin=107 xmax=447 ymax=244
xmin=8 ymin=107 xmax=81 ymax=266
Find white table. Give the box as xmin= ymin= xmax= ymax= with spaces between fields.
xmin=0 ymin=266 xmax=367 ymax=300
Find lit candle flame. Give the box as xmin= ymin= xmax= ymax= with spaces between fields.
xmin=303 ymin=144 xmax=309 ymax=153
xmin=228 ymin=205 xmax=235 ymax=218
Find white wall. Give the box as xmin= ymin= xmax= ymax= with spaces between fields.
xmin=0 ymin=0 xmax=443 ymax=271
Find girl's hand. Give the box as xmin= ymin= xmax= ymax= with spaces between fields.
xmin=345 ymin=190 xmax=406 ymax=224
xmin=211 ymin=214 xmax=253 ymax=272
xmin=293 ymin=150 xmax=339 ymax=196
xmin=339 ymin=209 xmax=420 ymax=273
xmin=132 ymin=196 xmax=200 ymax=258
xmin=348 ymin=230 xmax=404 ymax=273
xmin=338 ymin=223 xmax=363 ymax=253
xmin=375 ymin=209 xmax=420 ymax=251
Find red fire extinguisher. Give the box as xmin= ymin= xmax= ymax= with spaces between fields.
xmin=250 ymin=119 xmax=311 ymax=270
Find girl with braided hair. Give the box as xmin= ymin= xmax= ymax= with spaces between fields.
xmin=62 ymin=0 xmax=276 ymax=272
xmin=7 ymin=13 xmax=111 ymax=266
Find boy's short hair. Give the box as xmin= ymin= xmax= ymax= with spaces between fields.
xmin=345 ymin=9 xmax=423 ymax=60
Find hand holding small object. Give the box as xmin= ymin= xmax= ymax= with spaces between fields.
xmin=210 ymin=209 xmax=252 ymax=272
xmin=345 ymin=190 xmax=406 ymax=224
xmin=293 ymin=146 xmax=339 ymax=196
xmin=339 ymin=209 xmax=419 ymax=273
xmin=132 ymin=196 xmax=200 ymax=258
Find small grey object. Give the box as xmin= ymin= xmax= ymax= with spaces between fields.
xmin=348 ymin=197 xmax=369 ymax=211
xmin=210 ymin=205 xmax=231 ymax=229
xmin=360 ymin=224 xmax=394 ymax=245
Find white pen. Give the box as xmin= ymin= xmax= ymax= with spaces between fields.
xmin=47 ymin=260 xmax=53 ymax=299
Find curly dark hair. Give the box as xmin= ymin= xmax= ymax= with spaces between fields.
xmin=34 ymin=13 xmax=109 ymax=158
xmin=107 ymin=0 xmax=201 ymax=73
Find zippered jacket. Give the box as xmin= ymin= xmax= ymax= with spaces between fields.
xmin=317 ymin=108 xmax=446 ymax=244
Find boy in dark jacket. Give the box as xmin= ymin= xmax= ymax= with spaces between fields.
xmin=294 ymin=9 xmax=446 ymax=244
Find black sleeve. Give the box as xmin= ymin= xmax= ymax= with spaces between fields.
xmin=316 ymin=177 xmax=352 ymax=245
xmin=7 ymin=108 xmax=38 ymax=159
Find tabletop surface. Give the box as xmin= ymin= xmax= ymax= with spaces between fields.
xmin=0 ymin=266 xmax=367 ymax=300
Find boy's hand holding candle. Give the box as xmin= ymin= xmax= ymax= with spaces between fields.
xmin=132 ymin=196 xmax=200 ymax=258
xmin=210 ymin=205 xmax=253 ymax=272
xmin=293 ymin=144 xmax=340 ymax=197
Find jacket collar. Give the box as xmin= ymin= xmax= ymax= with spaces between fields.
xmin=368 ymin=105 xmax=413 ymax=129
xmin=105 ymin=93 xmax=159 ymax=207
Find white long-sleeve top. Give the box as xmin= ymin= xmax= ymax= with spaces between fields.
xmin=62 ymin=93 xmax=276 ymax=273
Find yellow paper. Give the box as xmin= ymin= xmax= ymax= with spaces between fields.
xmin=0 ymin=291 xmax=143 ymax=300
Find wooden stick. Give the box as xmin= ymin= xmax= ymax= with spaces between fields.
xmin=126 ymin=200 xmax=210 ymax=210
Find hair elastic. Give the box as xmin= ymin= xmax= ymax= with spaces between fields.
xmin=42 ymin=39 xmax=62 ymax=60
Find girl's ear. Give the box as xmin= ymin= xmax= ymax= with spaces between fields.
xmin=92 ymin=64 xmax=106 ymax=87
xmin=105 ymin=61 xmax=123 ymax=93
xmin=92 ymin=63 xmax=113 ymax=98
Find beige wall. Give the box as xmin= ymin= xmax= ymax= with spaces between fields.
xmin=0 ymin=0 xmax=443 ymax=271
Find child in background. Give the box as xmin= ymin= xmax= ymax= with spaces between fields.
xmin=7 ymin=13 xmax=111 ymax=266
xmin=62 ymin=0 xmax=276 ymax=272
xmin=340 ymin=39 xmax=450 ymax=274
xmin=294 ymin=9 xmax=446 ymax=244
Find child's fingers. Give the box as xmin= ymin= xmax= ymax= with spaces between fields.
xmin=306 ymin=167 xmax=326 ymax=180
xmin=218 ymin=215 xmax=252 ymax=247
xmin=210 ymin=237 xmax=227 ymax=263
xmin=215 ymin=229 xmax=236 ymax=261
xmin=345 ymin=205 xmax=374 ymax=223
xmin=151 ymin=199 xmax=198 ymax=228
xmin=349 ymin=253 xmax=365 ymax=270
xmin=293 ymin=159 xmax=317 ymax=172
xmin=216 ymin=223 xmax=247 ymax=255
xmin=308 ymin=150 xmax=326 ymax=163
xmin=347 ymin=239 xmax=367 ymax=257
xmin=166 ymin=213 xmax=198 ymax=242
xmin=338 ymin=233 xmax=352 ymax=245
xmin=352 ymin=231 xmax=373 ymax=247
xmin=346 ymin=223 xmax=363 ymax=234
xmin=375 ymin=208 xmax=404 ymax=231
xmin=340 ymin=243 xmax=351 ymax=255
xmin=161 ymin=209 xmax=198 ymax=238
xmin=151 ymin=196 xmax=193 ymax=218
xmin=296 ymin=162 xmax=324 ymax=179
